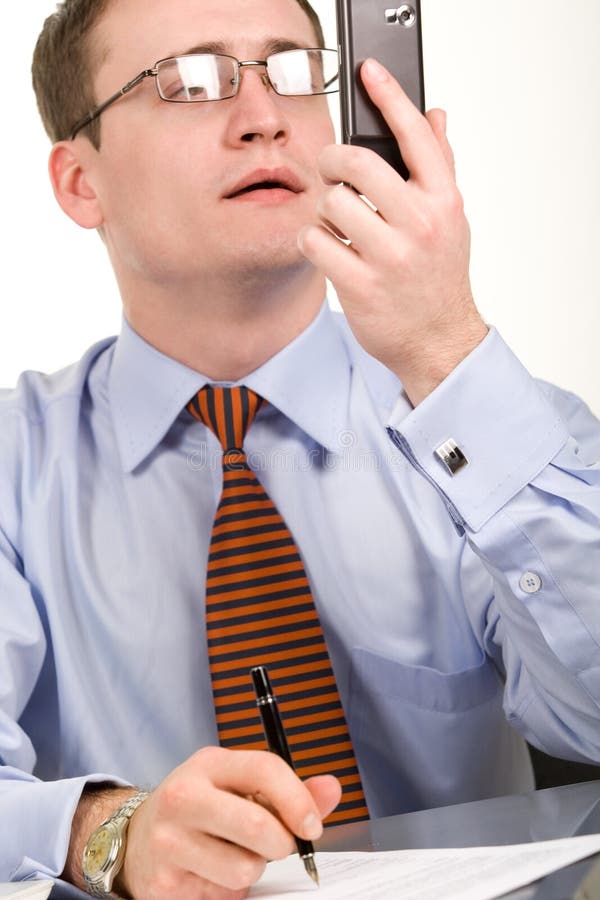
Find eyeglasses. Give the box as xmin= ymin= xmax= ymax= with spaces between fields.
xmin=70 ymin=48 xmax=339 ymax=140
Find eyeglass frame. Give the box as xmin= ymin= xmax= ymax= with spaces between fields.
xmin=69 ymin=48 xmax=339 ymax=141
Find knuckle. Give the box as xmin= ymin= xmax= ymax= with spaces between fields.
xmin=148 ymin=871 xmax=179 ymax=899
xmin=230 ymin=857 xmax=265 ymax=890
xmin=316 ymin=192 xmax=330 ymax=219
xmin=387 ymin=245 xmax=409 ymax=271
xmin=151 ymin=821 xmax=178 ymax=856
xmin=243 ymin=804 xmax=267 ymax=841
xmin=158 ymin=777 xmax=189 ymax=816
xmin=414 ymin=206 xmax=444 ymax=246
xmin=345 ymin=147 xmax=367 ymax=182
xmin=193 ymin=744 xmax=225 ymax=768
xmin=319 ymin=185 xmax=342 ymax=218
xmin=440 ymin=186 xmax=464 ymax=218
xmin=257 ymin=747 xmax=289 ymax=779
xmin=448 ymin=188 xmax=465 ymax=216
xmin=299 ymin=224 xmax=321 ymax=254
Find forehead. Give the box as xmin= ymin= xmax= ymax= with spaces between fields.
xmin=94 ymin=0 xmax=319 ymax=72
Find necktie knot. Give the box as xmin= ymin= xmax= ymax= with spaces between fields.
xmin=187 ymin=385 xmax=264 ymax=453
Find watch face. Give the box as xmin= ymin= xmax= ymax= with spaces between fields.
xmin=83 ymin=824 xmax=118 ymax=877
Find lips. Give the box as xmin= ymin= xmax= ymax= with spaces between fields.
xmin=224 ymin=167 xmax=304 ymax=199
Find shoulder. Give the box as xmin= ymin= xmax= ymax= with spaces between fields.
xmin=0 ymin=337 xmax=117 ymax=503
xmin=0 ymin=336 xmax=116 ymax=428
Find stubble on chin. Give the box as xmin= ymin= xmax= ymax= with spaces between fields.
xmin=216 ymin=228 xmax=313 ymax=288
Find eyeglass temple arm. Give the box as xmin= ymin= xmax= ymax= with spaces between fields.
xmin=69 ymin=69 xmax=156 ymax=141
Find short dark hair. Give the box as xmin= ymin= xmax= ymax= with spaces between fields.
xmin=31 ymin=0 xmax=326 ymax=150
xmin=293 ymin=0 xmax=326 ymax=49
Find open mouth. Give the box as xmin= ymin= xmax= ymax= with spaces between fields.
xmin=227 ymin=181 xmax=297 ymax=199
xmin=224 ymin=168 xmax=304 ymax=200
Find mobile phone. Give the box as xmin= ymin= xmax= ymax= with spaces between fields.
xmin=336 ymin=1 xmax=425 ymax=179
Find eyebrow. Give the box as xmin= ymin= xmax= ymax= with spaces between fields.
xmin=166 ymin=38 xmax=312 ymax=59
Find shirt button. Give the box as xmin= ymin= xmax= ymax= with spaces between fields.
xmin=519 ymin=571 xmax=542 ymax=593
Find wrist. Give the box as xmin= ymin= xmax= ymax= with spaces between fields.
xmin=63 ymin=785 xmax=140 ymax=893
xmin=396 ymin=316 xmax=489 ymax=406
xmin=81 ymin=790 xmax=149 ymax=898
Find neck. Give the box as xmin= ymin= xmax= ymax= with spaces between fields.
xmin=119 ymin=262 xmax=327 ymax=381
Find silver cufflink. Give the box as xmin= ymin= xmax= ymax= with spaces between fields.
xmin=435 ymin=439 xmax=468 ymax=476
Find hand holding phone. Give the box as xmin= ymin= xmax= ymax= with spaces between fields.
xmin=336 ymin=1 xmax=425 ymax=179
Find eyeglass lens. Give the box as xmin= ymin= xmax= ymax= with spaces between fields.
xmin=156 ymin=49 xmax=338 ymax=102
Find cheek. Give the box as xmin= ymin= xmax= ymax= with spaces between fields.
xmin=100 ymin=138 xmax=218 ymax=233
xmin=299 ymin=112 xmax=337 ymax=177
xmin=98 ymin=155 xmax=218 ymax=276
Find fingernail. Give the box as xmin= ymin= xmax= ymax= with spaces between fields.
xmin=364 ymin=58 xmax=388 ymax=83
xmin=302 ymin=812 xmax=322 ymax=840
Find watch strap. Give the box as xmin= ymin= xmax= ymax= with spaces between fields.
xmin=108 ymin=791 xmax=150 ymax=828
xmin=83 ymin=790 xmax=150 ymax=898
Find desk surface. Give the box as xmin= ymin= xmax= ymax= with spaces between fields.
xmin=319 ymin=780 xmax=600 ymax=898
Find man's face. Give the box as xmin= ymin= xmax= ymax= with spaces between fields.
xmin=88 ymin=0 xmax=336 ymax=287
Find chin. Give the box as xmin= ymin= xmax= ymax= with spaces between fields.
xmin=229 ymin=231 xmax=306 ymax=269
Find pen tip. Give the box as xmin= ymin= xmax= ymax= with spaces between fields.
xmin=304 ymin=855 xmax=320 ymax=886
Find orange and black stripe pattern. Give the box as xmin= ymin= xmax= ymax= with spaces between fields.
xmin=187 ymin=385 xmax=368 ymax=825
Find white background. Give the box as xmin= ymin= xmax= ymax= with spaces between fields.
xmin=3 ymin=1 xmax=599 ymax=415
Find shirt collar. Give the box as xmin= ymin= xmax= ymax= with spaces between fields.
xmin=109 ymin=302 xmax=352 ymax=473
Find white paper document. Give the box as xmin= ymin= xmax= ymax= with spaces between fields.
xmin=0 ymin=884 xmax=53 ymax=899
xmin=250 ymin=833 xmax=600 ymax=900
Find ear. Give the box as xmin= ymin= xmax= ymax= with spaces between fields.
xmin=48 ymin=141 xmax=104 ymax=230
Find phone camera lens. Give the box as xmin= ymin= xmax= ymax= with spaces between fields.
xmin=397 ymin=5 xmax=416 ymax=27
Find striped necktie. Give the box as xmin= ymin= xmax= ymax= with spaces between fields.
xmin=187 ymin=385 xmax=369 ymax=825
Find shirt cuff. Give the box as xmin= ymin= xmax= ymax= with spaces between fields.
xmin=386 ymin=328 xmax=569 ymax=532
xmin=2 ymin=768 xmax=131 ymax=883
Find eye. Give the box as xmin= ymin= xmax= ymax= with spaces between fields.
xmin=162 ymin=81 xmax=208 ymax=100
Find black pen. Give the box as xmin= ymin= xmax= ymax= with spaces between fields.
xmin=250 ymin=665 xmax=320 ymax=886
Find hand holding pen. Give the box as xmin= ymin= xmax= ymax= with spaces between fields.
xmin=251 ymin=665 xmax=320 ymax=885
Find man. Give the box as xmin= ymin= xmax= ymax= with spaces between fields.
xmin=1 ymin=0 xmax=599 ymax=896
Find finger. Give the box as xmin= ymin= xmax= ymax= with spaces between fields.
xmin=319 ymin=215 xmax=350 ymax=243
xmin=142 ymin=865 xmax=243 ymax=900
xmin=426 ymin=108 xmax=456 ymax=179
xmin=297 ymin=221 xmax=370 ymax=295
xmin=168 ymin=829 xmax=266 ymax=892
xmin=316 ymin=183 xmax=390 ymax=258
xmin=195 ymin=748 xmax=325 ymax=842
xmin=198 ymin=788 xmax=297 ymax=860
xmin=318 ymin=144 xmax=418 ymax=228
xmin=253 ymin=775 xmax=342 ymax=824
xmin=160 ymin=766 xmax=298 ymax=860
xmin=360 ymin=58 xmax=450 ymax=191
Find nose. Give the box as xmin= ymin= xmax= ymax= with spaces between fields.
xmin=224 ymin=65 xmax=290 ymax=147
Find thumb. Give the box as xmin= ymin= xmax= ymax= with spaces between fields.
xmin=305 ymin=774 xmax=343 ymax=821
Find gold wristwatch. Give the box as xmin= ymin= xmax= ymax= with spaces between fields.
xmin=82 ymin=790 xmax=149 ymax=897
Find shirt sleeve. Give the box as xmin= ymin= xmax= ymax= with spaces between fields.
xmin=387 ymin=327 xmax=600 ymax=764
xmin=0 ymin=525 xmax=129 ymax=885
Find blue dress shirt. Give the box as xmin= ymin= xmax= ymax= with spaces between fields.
xmin=1 ymin=302 xmax=600 ymax=888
